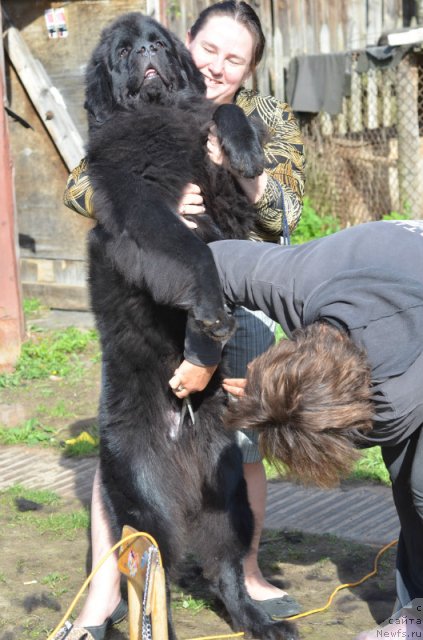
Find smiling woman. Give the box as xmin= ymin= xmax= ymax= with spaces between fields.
xmin=187 ymin=15 xmax=255 ymax=105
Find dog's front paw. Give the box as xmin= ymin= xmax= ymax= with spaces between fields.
xmin=195 ymin=312 xmax=235 ymax=341
xmin=188 ymin=303 xmax=235 ymax=341
xmin=213 ymin=104 xmax=266 ymax=179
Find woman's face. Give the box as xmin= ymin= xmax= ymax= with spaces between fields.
xmin=187 ymin=15 xmax=254 ymax=104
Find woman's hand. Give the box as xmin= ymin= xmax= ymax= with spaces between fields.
xmin=178 ymin=183 xmax=205 ymax=228
xmin=207 ymin=125 xmax=229 ymax=169
xmin=169 ymin=360 xmax=218 ymax=398
xmin=222 ymin=377 xmax=247 ymax=398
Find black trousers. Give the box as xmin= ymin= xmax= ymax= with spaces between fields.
xmin=382 ymin=425 xmax=423 ymax=609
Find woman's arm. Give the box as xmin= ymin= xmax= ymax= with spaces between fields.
xmin=64 ymin=160 xmax=204 ymax=229
xmin=236 ymin=91 xmax=306 ymax=241
xmin=63 ymin=158 xmax=97 ymax=219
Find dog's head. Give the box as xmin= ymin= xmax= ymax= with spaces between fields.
xmin=85 ymin=12 xmax=206 ymax=125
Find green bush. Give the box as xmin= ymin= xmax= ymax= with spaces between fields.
xmin=382 ymin=211 xmax=410 ymax=221
xmin=292 ymin=197 xmax=340 ymax=244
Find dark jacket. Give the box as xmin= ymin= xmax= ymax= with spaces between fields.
xmin=186 ymin=220 xmax=423 ymax=445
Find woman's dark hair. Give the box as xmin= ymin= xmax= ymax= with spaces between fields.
xmin=225 ymin=323 xmax=374 ymax=488
xmin=190 ymin=1 xmax=265 ymax=69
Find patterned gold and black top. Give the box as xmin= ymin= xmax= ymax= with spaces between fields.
xmin=63 ymin=88 xmax=305 ymax=243
xmin=235 ymin=89 xmax=305 ymax=241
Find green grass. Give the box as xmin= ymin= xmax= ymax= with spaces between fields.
xmin=2 ymin=485 xmax=88 ymax=540
xmin=382 ymin=210 xmax=410 ymax=221
xmin=63 ymin=424 xmax=99 ymax=457
xmin=36 ymin=400 xmax=73 ymax=419
xmin=2 ymin=484 xmax=60 ymax=506
xmin=12 ymin=509 xmax=90 ymax=536
xmin=64 ymin=440 xmax=98 ymax=456
xmin=0 ymin=327 xmax=99 ymax=388
xmin=172 ymin=593 xmax=210 ymax=613
xmin=41 ymin=571 xmax=69 ymax=587
xmin=353 ymin=446 xmax=390 ymax=484
xmin=22 ymin=298 xmax=45 ymax=316
xmin=0 ymin=419 xmax=57 ymax=446
xmin=274 ymin=324 xmax=286 ymax=342
xmin=265 ymin=446 xmax=390 ymax=485
xmin=64 ymin=438 xmax=99 ymax=457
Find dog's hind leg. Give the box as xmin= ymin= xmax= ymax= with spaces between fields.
xmin=164 ymin=573 xmax=177 ymax=640
xmin=205 ymin=556 xmax=298 ymax=640
xmin=192 ymin=518 xmax=298 ymax=640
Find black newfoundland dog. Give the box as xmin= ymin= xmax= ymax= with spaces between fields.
xmin=86 ymin=12 xmax=296 ymax=640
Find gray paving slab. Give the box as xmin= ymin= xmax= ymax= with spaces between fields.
xmin=0 ymin=445 xmax=399 ymax=546
xmin=30 ymin=310 xmax=95 ymax=330
xmin=266 ymin=480 xmax=399 ymax=546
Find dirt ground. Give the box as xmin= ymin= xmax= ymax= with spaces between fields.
xmin=0 ymin=320 xmax=398 ymax=640
xmin=0 ymin=491 xmax=397 ymax=640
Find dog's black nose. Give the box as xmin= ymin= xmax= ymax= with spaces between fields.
xmin=136 ymin=42 xmax=160 ymax=56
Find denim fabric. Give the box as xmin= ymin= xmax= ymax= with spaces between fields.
xmin=224 ymin=306 xmax=275 ymax=463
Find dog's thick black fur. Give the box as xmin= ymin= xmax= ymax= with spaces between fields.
xmin=86 ymin=12 xmax=296 ymax=640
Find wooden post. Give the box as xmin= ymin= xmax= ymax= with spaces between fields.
xmin=383 ymin=0 xmax=402 ymax=32
xmin=346 ymin=0 xmax=367 ymax=49
xmin=349 ymin=58 xmax=363 ymax=132
xmin=366 ymin=0 xmax=383 ymax=45
xmin=273 ymin=24 xmax=284 ymax=99
xmin=0 ymin=4 xmax=25 ymax=372
xmin=366 ymin=68 xmax=378 ymax=129
xmin=336 ymin=97 xmax=348 ymax=135
xmin=381 ymin=68 xmax=393 ymax=127
xmin=320 ymin=112 xmax=333 ymax=137
xmin=258 ymin=0 xmax=272 ymax=95
xmin=396 ymin=55 xmax=422 ymax=216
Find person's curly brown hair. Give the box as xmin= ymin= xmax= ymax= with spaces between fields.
xmin=225 ymin=323 xmax=374 ymax=488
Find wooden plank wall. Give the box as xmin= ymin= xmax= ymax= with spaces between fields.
xmin=2 ymin=0 xmax=420 ymax=309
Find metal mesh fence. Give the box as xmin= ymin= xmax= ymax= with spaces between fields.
xmin=300 ymin=50 xmax=423 ymax=226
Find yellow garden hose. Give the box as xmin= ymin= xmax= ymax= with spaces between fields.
xmin=47 ymin=533 xmax=398 ymax=640
xmin=46 ymin=530 xmax=242 ymax=640
xmin=282 ymin=538 xmax=398 ymax=622
xmin=47 ymin=531 xmax=161 ymax=640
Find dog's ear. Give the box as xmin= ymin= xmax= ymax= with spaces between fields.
xmin=172 ymin=37 xmax=206 ymax=95
xmin=84 ymin=44 xmax=115 ymax=125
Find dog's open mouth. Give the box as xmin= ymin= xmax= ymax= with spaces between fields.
xmin=126 ymin=67 xmax=163 ymax=99
xmin=144 ymin=67 xmax=158 ymax=80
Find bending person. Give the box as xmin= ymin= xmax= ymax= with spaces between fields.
xmin=171 ymin=219 xmax=423 ymax=640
